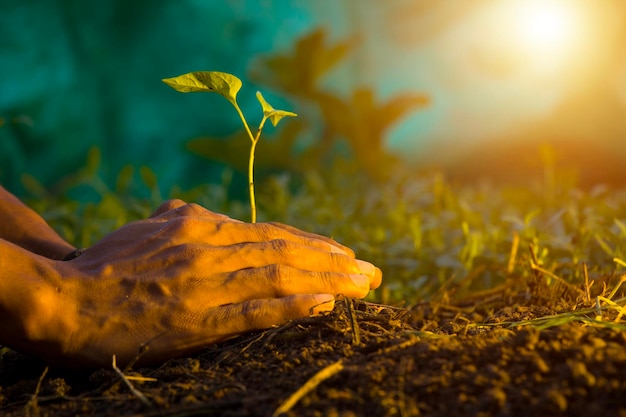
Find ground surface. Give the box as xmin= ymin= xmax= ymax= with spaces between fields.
xmin=2 ymin=288 xmax=626 ymax=417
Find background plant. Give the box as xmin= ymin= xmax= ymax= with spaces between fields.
xmin=188 ymin=28 xmax=429 ymax=182
xmin=162 ymin=71 xmax=296 ymax=222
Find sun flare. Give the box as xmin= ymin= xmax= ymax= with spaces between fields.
xmin=476 ymin=0 xmax=589 ymax=78
xmin=508 ymin=0 xmax=578 ymax=55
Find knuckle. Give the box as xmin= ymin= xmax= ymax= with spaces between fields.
xmin=166 ymin=198 xmax=187 ymax=206
xmin=185 ymin=203 xmax=205 ymax=214
xmin=174 ymin=203 xmax=199 ymax=217
xmin=162 ymin=242 xmax=196 ymax=260
xmin=264 ymin=264 xmax=292 ymax=292
xmin=151 ymin=199 xmax=186 ymax=217
xmin=316 ymin=270 xmax=336 ymax=287
xmin=317 ymin=270 xmax=356 ymax=295
xmin=269 ymin=239 xmax=297 ymax=258
xmin=253 ymin=222 xmax=281 ymax=241
xmin=165 ymin=216 xmax=200 ymax=235
xmin=239 ymin=300 xmax=268 ymax=328
xmin=332 ymin=253 xmax=357 ymax=272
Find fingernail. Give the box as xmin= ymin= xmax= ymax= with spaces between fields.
xmin=313 ymin=294 xmax=335 ymax=314
xmin=356 ymin=260 xmax=376 ymax=276
xmin=350 ymin=274 xmax=369 ymax=290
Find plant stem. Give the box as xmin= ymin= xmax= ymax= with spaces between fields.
xmin=248 ymin=116 xmax=268 ymax=223
xmin=233 ymin=104 xmax=254 ymax=143
xmin=232 ymin=102 xmax=261 ymax=223
xmin=249 ymin=139 xmax=258 ymax=223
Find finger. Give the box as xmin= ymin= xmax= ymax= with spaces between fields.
xmin=367 ymin=265 xmax=383 ymax=290
xmin=266 ymin=222 xmax=355 ymax=257
xmin=350 ymin=259 xmax=382 ymax=289
xmin=154 ymin=218 xmax=354 ymax=257
xmin=220 ymin=264 xmax=372 ymax=301
xmin=250 ymin=223 xmax=355 ymax=256
xmin=213 ymin=294 xmax=336 ymax=337
xmin=143 ymin=240 xmax=378 ymax=293
xmin=152 ymin=204 xmax=353 ymax=257
xmin=141 ymin=294 xmax=335 ymax=363
xmin=179 ymin=240 xmax=364 ymax=276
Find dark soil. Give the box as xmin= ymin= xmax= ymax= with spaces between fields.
xmin=2 ymin=287 xmax=626 ymax=417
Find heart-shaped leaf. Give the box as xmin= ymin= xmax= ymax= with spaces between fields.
xmin=162 ymin=71 xmax=242 ymax=106
xmin=256 ymin=91 xmax=297 ymax=127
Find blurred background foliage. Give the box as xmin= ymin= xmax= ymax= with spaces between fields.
xmin=190 ymin=28 xmax=429 ymax=182
xmin=21 ymin=150 xmax=626 ymax=305
xmin=3 ymin=0 xmax=626 ymax=197
xmin=2 ymin=1 xmax=626 ymax=303
xmin=0 ymin=1 xmax=429 ymax=196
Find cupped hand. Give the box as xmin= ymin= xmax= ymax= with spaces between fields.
xmin=44 ymin=200 xmax=381 ymax=368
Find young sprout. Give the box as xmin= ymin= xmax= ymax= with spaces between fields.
xmin=162 ymin=71 xmax=297 ymax=223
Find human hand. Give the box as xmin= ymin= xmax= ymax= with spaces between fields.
xmin=0 ymin=185 xmax=75 ymax=259
xmin=41 ymin=200 xmax=381 ymax=368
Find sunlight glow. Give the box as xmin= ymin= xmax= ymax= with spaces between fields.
xmin=508 ymin=0 xmax=578 ymax=55
xmin=476 ymin=0 xmax=590 ymax=79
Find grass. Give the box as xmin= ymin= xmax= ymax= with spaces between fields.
xmin=22 ymin=151 xmax=626 ymax=314
xmin=7 ymin=156 xmax=626 ymax=416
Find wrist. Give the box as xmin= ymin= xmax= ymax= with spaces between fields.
xmin=0 ymin=185 xmax=75 ymax=259
xmin=0 ymin=240 xmax=75 ymax=359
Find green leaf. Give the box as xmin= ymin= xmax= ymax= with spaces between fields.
xmin=162 ymin=71 xmax=242 ymax=105
xmin=255 ymin=91 xmax=297 ymax=127
xmin=139 ymin=166 xmax=158 ymax=190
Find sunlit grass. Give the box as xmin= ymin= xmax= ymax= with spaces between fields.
xmin=25 ymin=151 xmax=626 ymax=315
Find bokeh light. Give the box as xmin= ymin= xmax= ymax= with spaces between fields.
xmin=509 ymin=0 xmax=579 ymax=53
xmin=477 ymin=0 xmax=588 ymax=80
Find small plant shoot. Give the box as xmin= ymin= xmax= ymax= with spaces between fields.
xmin=162 ymin=71 xmax=297 ymax=223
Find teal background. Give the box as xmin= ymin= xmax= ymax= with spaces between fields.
xmin=2 ymin=0 xmax=626 ymax=197
xmin=0 ymin=0 xmax=324 ymax=195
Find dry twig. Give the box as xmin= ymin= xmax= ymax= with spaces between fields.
xmin=272 ymin=360 xmax=344 ymax=416
xmin=112 ymin=355 xmax=152 ymax=407
xmin=345 ymin=297 xmax=361 ymax=346
xmin=24 ymin=366 xmax=48 ymax=417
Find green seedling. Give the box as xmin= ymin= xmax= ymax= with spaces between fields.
xmin=162 ymin=71 xmax=297 ymax=223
